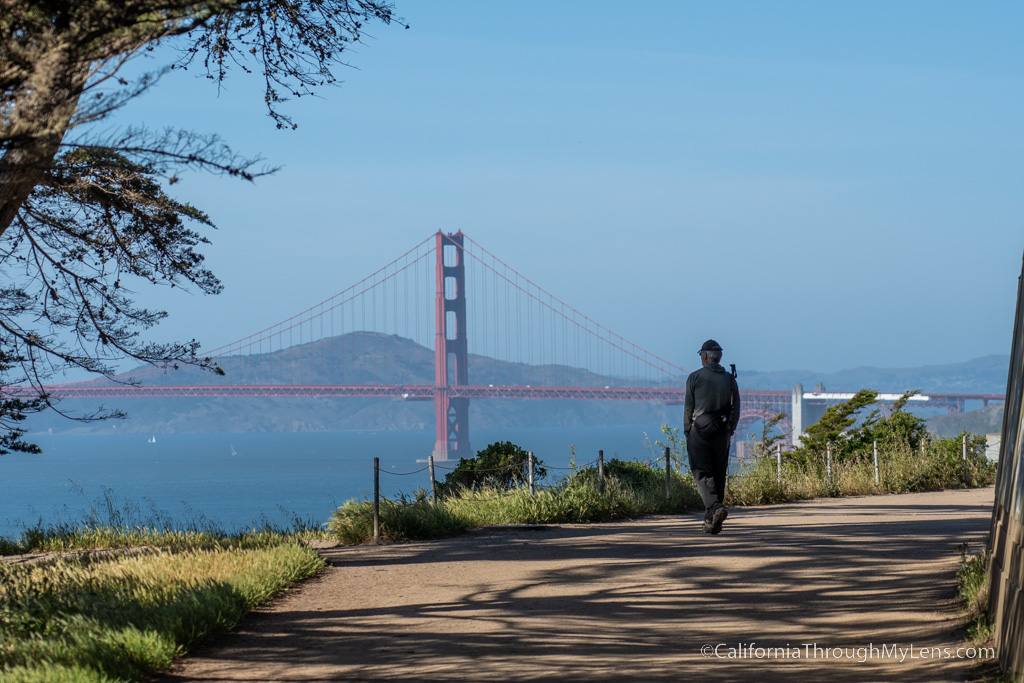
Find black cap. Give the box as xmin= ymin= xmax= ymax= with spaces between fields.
xmin=699 ymin=339 xmax=723 ymax=354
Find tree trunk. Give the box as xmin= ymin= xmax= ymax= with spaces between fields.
xmin=0 ymin=43 xmax=88 ymax=238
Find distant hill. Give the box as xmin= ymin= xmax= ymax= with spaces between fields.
xmin=25 ymin=333 xmax=680 ymax=435
xmin=23 ymin=334 xmax=1011 ymax=435
xmin=742 ymin=355 xmax=1009 ymax=394
xmin=929 ymin=403 xmax=1006 ymax=438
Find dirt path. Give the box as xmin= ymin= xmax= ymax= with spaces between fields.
xmin=158 ymin=487 xmax=996 ymax=682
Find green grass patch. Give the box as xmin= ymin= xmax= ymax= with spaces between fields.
xmin=442 ymin=472 xmax=692 ymax=526
xmin=0 ymin=535 xmax=324 ymax=682
xmin=1 ymin=483 xmax=332 ymax=558
xmin=957 ymin=541 xmax=993 ymax=644
xmin=328 ymin=491 xmax=470 ymax=544
xmin=330 ymin=458 xmax=698 ymax=545
xmin=1 ymin=523 xmax=331 ymax=557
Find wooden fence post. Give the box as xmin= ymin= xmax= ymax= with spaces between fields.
xmin=528 ymin=451 xmax=535 ymax=496
xmin=428 ymin=454 xmax=437 ymax=506
xmin=598 ymin=449 xmax=605 ymax=493
xmin=962 ymin=434 xmax=968 ymax=479
xmin=873 ymin=440 xmax=879 ymax=484
xmin=664 ymin=446 xmax=671 ymax=501
xmin=373 ymin=457 xmax=380 ymax=542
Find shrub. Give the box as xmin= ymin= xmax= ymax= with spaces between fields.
xmin=566 ymin=458 xmax=698 ymax=514
xmin=569 ymin=458 xmax=662 ymax=490
xmin=437 ymin=441 xmax=547 ymax=496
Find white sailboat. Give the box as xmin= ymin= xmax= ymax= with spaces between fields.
xmin=147 ymin=436 xmax=156 ymax=444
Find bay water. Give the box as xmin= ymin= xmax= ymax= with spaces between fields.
xmin=0 ymin=426 xmax=669 ymax=539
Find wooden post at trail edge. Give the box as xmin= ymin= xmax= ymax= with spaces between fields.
xmin=428 ymin=454 xmax=437 ymax=506
xmin=873 ymin=440 xmax=880 ymax=484
xmin=598 ymin=449 xmax=605 ymax=494
xmin=373 ymin=457 xmax=380 ymax=542
xmin=963 ymin=434 xmax=968 ymax=480
xmin=528 ymin=451 xmax=535 ymax=496
xmin=664 ymin=446 xmax=671 ymax=501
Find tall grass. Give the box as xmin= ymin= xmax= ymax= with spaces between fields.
xmin=728 ymin=440 xmax=996 ymax=506
xmin=0 ymin=489 xmax=332 ymax=682
xmin=329 ymin=491 xmax=470 ymax=544
xmin=444 ymin=473 xmax=694 ymax=526
xmin=330 ymin=442 xmax=997 ymax=545
xmin=957 ymin=541 xmax=993 ymax=644
xmin=0 ymin=536 xmax=324 ymax=683
xmin=328 ymin=460 xmax=704 ymax=544
xmin=2 ymin=485 xmax=329 ymax=557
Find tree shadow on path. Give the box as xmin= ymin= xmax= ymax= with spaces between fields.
xmin=158 ymin=488 xmax=996 ymax=682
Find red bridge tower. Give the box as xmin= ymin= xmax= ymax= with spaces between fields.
xmin=433 ymin=231 xmax=470 ymax=460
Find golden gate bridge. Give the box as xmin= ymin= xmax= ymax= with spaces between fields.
xmin=33 ymin=232 xmax=1004 ymax=459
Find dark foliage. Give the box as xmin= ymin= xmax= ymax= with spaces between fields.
xmin=438 ymin=441 xmax=547 ymax=496
xmin=568 ymin=457 xmax=664 ymax=490
xmin=0 ymin=1 xmax=401 ymax=447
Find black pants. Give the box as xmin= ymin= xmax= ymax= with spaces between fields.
xmin=687 ymin=427 xmax=730 ymax=517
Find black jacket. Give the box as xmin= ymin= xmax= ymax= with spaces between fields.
xmin=683 ymin=362 xmax=740 ymax=436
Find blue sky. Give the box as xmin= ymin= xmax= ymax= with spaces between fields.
xmin=119 ymin=1 xmax=1022 ymax=375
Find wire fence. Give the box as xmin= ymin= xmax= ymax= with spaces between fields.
xmin=363 ymin=433 xmax=997 ymax=541
xmin=368 ymin=448 xmax=677 ymax=540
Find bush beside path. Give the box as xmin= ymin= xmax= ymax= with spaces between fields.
xmin=159 ymin=487 xmax=996 ymax=682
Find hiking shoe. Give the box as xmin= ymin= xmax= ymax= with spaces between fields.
xmin=702 ymin=519 xmax=714 ymax=534
xmin=710 ymin=507 xmax=729 ymax=535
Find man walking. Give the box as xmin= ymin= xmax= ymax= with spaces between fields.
xmin=684 ymin=339 xmax=740 ymax=534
